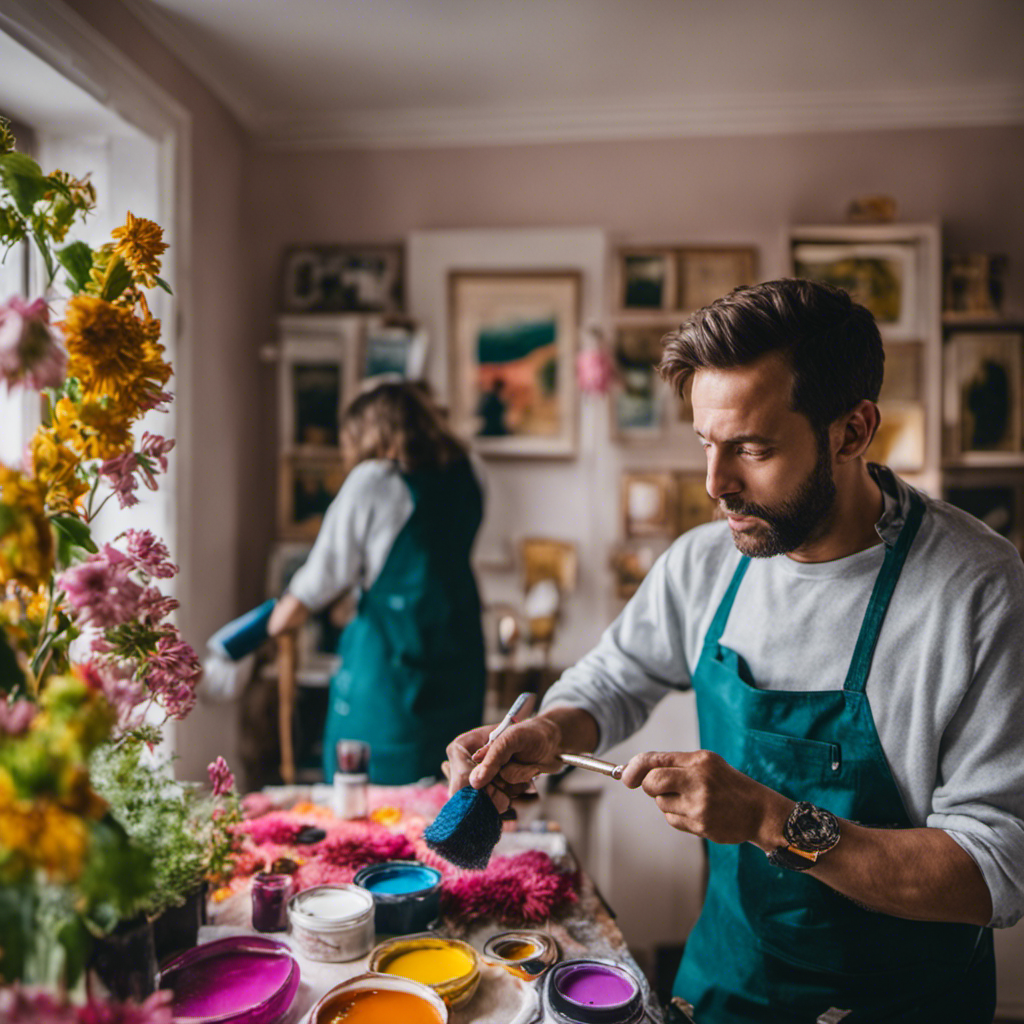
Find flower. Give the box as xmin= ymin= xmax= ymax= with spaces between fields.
xmin=79 ymin=660 xmax=146 ymax=733
xmin=123 ymin=529 xmax=177 ymax=579
xmin=52 ymin=395 xmax=134 ymax=462
xmin=137 ymin=433 xmax=174 ymax=487
xmin=110 ymin=212 xmax=167 ymax=289
xmin=0 ymin=465 xmax=55 ymax=589
xmin=58 ymin=544 xmax=143 ymax=629
xmin=207 ymin=756 xmax=235 ymax=798
xmin=0 ymin=296 xmax=67 ymax=390
xmin=28 ymin=428 xmax=91 ymax=513
xmin=145 ymin=626 xmax=201 ymax=719
xmin=0 ymin=697 xmax=36 ymax=735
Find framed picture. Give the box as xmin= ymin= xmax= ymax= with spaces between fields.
xmin=619 ymin=249 xmax=675 ymax=310
xmin=879 ymin=341 xmax=923 ymax=403
xmin=944 ymin=330 xmax=1023 ymax=457
xmin=360 ymin=325 xmax=429 ymax=380
xmin=622 ymin=471 xmax=677 ymax=538
xmin=792 ymin=241 xmax=918 ymax=337
xmin=611 ymin=325 xmax=671 ymax=440
xmin=865 ymin=401 xmax=926 ymax=472
xmin=449 ymin=270 xmax=581 ymax=458
xmin=677 ymin=247 xmax=757 ymax=311
xmin=279 ymin=339 xmax=344 ymax=452
xmin=281 ymin=244 xmax=403 ymax=313
xmin=278 ymin=456 xmax=346 ymax=541
xmin=677 ymin=475 xmax=718 ymax=534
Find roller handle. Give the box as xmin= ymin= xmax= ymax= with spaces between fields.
xmin=558 ymin=752 xmax=626 ymax=780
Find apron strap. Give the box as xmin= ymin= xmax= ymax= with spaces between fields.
xmin=843 ymin=490 xmax=926 ymax=694
xmin=704 ymin=555 xmax=750 ymax=648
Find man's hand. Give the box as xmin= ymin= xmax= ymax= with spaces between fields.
xmin=442 ymin=722 xmax=541 ymax=814
xmin=621 ymin=749 xmax=792 ymax=847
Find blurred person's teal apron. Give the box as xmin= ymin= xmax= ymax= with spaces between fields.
xmin=676 ymin=490 xmax=995 ymax=1022
xmin=323 ymin=458 xmax=486 ymax=786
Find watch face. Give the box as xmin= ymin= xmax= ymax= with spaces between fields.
xmin=785 ymin=802 xmax=840 ymax=852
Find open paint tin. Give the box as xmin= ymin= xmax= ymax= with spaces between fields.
xmin=369 ymin=933 xmax=481 ymax=1009
xmin=309 ymin=972 xmax=449 ymax=1024
xmin=287 ymin=883 xmax=375 ymax=962
xmin=483 ymin=929 xmax=559 ymax=979
xmin=158 ymin=934 xmax=300 ymax=1024
xmin=543 ymin=958 xmax=646 ymax=1024
xmin=353 ymin=860 xmax=442 ymax=934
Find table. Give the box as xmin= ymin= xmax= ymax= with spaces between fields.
xmin=206 ymin=804 xmax=662 ymax=1023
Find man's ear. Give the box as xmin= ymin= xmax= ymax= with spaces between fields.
xmin=834 ymin=400 xmax=880 ymax=463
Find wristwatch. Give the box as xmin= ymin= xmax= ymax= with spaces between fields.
xmin=766 ymin=801 xmax=841 ymax=872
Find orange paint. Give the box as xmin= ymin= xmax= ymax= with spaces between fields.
xmin=495 ymin=940 xmax=537 ymax=961
xmin=323 ymin=988 xmax=443 ymax=1023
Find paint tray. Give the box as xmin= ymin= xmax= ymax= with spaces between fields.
xmin=158 ymin=934 xmax=300 ymax=1024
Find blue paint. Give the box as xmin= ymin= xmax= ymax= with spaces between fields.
xmin=361 ymin=865 xmax=440 ymax=895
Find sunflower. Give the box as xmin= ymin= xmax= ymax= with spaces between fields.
xmin=52 ymin=395 xmax=134 ymax=461
xmin=0 ymin=466 xmax=54 ymax=589
xmin=28 ymin=427 xmax=90 ymax=514
xmin=110 ymin=211 xmax=167 ymax=289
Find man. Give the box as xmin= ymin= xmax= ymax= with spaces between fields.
xmin=447 ymin=279 xmax=1024 ymax=1022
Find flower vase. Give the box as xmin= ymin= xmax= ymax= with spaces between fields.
xmin=88 ymin=914 xmax=158 ymax=1002
xmin=153 ymin=882 xmax=208 ymax=963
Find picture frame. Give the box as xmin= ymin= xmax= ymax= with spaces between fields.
xmin=677 ymin=475 xmax=718 ymax=535
xmin=360 ymin=324 xmax=429 ymax=380
xmin=619 ymin=249 xmax=676 ymax=310
xmin=792 ymin=241 xmax=918 ymax=338
xmin=879 ymin=340 xmax=924 ymax=403
xmin=278 ymin=456 xmax=346 ymax=541
xmin=611 ymin=324 xmax=671 ymax=440
xmin=279 ymin=338 xmax=345 ymax=453
xmin=281 ymin=244 xmax=403 ymax=314
xmin=677 ymin=247 xmax=757 ymax=311
xmin=944 ymin=330 xmax=1023 ymax=458
xmin=448 ymin=270 xmax=581 ymax=458
xmin=622 ymin=471 xmax=677 ymax=538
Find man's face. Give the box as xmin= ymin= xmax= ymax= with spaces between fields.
xmin=690 ymin=352 xmax=837 ymax=558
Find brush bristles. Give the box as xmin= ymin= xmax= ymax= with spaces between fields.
xmin=423 ymin=786 xmax=502 ymax=870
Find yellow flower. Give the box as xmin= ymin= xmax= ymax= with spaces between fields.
xmin=0 ymin=465 xmax=54 ymax=589
xmin=0 ymin=780 xmax=89 ymax=882
xmin=110 ymin=211 xmax=167 ymax=289
xmin=52 ymin=395 xmax=134 ymax=461
xmin=28 ymin=427 xmax=89 ymax=514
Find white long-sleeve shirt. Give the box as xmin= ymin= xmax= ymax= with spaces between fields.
xmin=542 ymin=466 xmax=1024 ymax=928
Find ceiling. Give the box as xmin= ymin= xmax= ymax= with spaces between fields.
xmin=124 ymin=0 xmax=1024 ymax=149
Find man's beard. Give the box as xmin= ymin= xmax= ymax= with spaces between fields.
xmin=721 ymin=437 xmax=837 ymax=558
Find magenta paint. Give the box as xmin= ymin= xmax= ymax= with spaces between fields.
xmin=556 ymin=963 xmax=637 ymax=1007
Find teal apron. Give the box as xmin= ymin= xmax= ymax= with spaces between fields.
xmin=676 ymin=491 xmax=996 ymax=1022
xmin=323 ymin=458 xmax=486 ymax=785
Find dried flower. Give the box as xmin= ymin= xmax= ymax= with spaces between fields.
xmin=123 ymin=529 xmax=177 ymax=579
xmin=110 ymin=212 xmax=168 ymax=289
xmin=58 ymin=544 xmax=143 ymax=628
xmin=0 ymin=296 xmax=67 ymax=391
xmin=207 ymin=756 xmax=235 ymax=798
xmin=145 ymin=626 xmax=201 ymax=719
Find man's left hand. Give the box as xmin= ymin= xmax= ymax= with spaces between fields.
xmin=620 ymin=749 xmax=792 ymax=848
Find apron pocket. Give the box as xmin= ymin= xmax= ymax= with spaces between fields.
xmin=744 ymin=727 xmax=842 ymax=788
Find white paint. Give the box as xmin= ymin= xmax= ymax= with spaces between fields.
xmin=293 ymin=885 xmax=373 ymax=924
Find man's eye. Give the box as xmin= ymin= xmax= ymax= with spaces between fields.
xmin=737 ymin=447 xmax=772 ymax=459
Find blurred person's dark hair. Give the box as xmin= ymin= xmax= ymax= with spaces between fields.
xmin=659 ymin=278 xmax=884 ymax=438
xmin=341 ymin=379 xmax=467 ymax=473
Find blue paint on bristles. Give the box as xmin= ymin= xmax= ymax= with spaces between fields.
xmin=423 ymin=785 xmax=502 ymax=869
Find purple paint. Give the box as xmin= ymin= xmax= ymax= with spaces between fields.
xmin=555 ymin=964 xmax=637 ymax=1007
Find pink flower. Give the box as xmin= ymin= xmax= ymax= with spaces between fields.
xmin=0 ymin=697 xmax=36 ymax=735
xmin=123 ymin=529 xmax=178 ymax=579
xmin=137 ymin=586 xmax=179 ymax=625
xmin=80 ymin=659 xmax=147 ymax=731
xmin=139 ymin=433 xmax=174 ymax=479
xmin=0 ymin=295 xmax=67 ymax=391
xmin=0 ymin=984 xmax=77 ymax=1023
xmin=100 ymin=451 xmax=140 ymax=509
xmin=145 ymin=626 xmax=201 ymax=718
xmin=208 ymin=755 xmax=235 ymax=797
xmin=576 ymin=348 xmax=616 ymax=395
xmin=77 ymin=989 xmax=174 ymax=1024
xmin=58 ymin=544 xmax=143 ymax=628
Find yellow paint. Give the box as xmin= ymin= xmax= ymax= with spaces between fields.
xmin=383 ymin=946 xmax=474 ymax=985
xmin=495 ymin=939 xmax=537 ymax=961
xmin=323 ymin=989 xmax=442 ymax=1023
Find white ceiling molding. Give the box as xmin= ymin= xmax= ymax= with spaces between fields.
xmin=254 ymin=82 xmax=1024 ymax=151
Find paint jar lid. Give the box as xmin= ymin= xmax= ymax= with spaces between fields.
xmin=546 ymin=958 xmax=645 ymax=1024
xmin=309 ymin=971 xmax=449 ymax=1024
xmin=288 ymin=884 xmax=374 ymax=932
xmin=353 ymin=860 xmax=442 ymax=901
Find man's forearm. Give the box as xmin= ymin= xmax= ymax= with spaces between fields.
xmin=753 ymin=792 xmax=993 ymax=926
xmin=539 ymin=705 xmax=601 ymax=756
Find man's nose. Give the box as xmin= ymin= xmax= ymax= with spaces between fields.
xmin=705 ymin=448 xmax=740 ymax=502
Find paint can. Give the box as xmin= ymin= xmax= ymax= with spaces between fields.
xmin=543 ymin=958 xmax=646 ymax=1024
xmin=309 ymin=972 xmax=449 ymax=1024
xmin=353 ymin=860 xmax=442 ymax=934
xmin=287 ymin=883 xmax=375 ymax=962
xmin=369 ymin=933 xmax=481 ymax=1009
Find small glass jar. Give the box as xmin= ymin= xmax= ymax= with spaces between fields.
xmin=251 ymin=873 xmax=293 ymax=932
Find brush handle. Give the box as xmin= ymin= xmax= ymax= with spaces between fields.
xmin=559 ymin=752 xmax=626 ymax=780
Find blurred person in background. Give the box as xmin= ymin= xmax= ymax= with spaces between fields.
xmin=269 ymin=380 xmax=487 ymax=785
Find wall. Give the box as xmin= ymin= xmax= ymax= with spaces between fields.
xmin=61 ymin=0 xmax=253 ymax=779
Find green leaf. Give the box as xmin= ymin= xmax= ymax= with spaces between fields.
xmin=100 ymin=254 xmax=133 ymax=302
xmin=0 ymin=882 xmax=34 ymax=983
xmin=52 ymin=514 xmax=98 ymax=555
xmin=56 ymin=240 xmax=94 ymax=294
xmin=155 ymin=276 xmax=173 ymax=295
xmin=0 ymin=628 xmax=26 ymax=697
xmin=0 ymin=152 xmax=47 ymax=216
xmin=54 ymin=915 xmax=90 ymax=989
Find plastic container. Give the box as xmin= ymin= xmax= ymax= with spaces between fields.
xmin=353 ymin=860 xmax=442 ymax=934
xmin=543 ymin=958 xmax=645 ymax=1024
xmin=369 ymin=933 xmax=480 ymax=1009
xmin=309 ymin=972 xmax=449 ymax=1024
xmin=287 ymin=884 xmax=375 ymax=962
